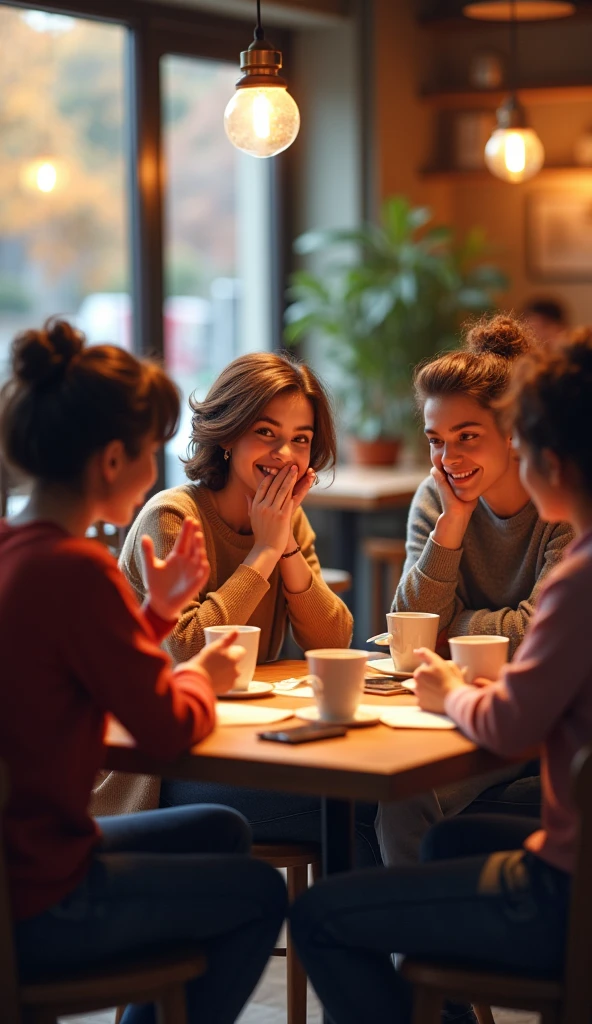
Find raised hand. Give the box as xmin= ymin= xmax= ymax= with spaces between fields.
xmin=181 ymin=631 xmax=243 ymax=695
xmin=142 ymin=517 xmax=210 ymax=622
xmin=248 ymin=463 xmax=296 ymax=559
xmin=413 ymin=647 xmax=467 ymax=713
xmin=291 ymin=467 xmax=316 ymax=511
xmin=431 ymin=465 xmax=478 ymax=550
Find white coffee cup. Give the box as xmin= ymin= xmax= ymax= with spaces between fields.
xmin=448 ymin=635 xmax=509 ymax=685
xmin=385 ymin=612 xmax=440 ymax=672
xmin=304 ymin=649 xmax=368 ymax=723
xmin=203 ymin=625 xmax=261 ymax=691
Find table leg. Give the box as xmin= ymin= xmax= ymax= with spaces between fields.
xmin=321 ymin=796 xmax=354 ymax=876
xmin=320 ymin=797 xmax=354 ymax=1023
xmin=331 ymin=511 xmax=357 ymax=610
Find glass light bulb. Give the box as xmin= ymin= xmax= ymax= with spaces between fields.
xmin=224 ymin=86 xmax=300 ymax=158
xmin=484 ymin=127 xmax=545 ymax=182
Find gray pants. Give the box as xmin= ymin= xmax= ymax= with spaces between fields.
xmin=375 ymin=763 xmax=525 ymax=867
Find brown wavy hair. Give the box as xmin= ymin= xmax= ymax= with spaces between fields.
xmin=184 ymin=351 xmax=336 ymax=489
xmin=414 ymin=313 xmax=535 ymax=411
xmin=0 ymin=318 xmax=180 ymax=484
xmin=500 ymin=326 xmax=592 ymax=491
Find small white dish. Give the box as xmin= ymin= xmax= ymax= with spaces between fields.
xmin=274 ymin=677 xmax=308 ymax=691
xmin=367 ymin=658 xmax=415 ymax=682
xmin=294 ymin=705 xmax=381 ymax=728
xmin=379 ymin=706 xmax=455 ymax=730
xmin=218 ymin=681 xmax=275 ymax=700
xmin=273 ymin=684 xmax=314 ymax=698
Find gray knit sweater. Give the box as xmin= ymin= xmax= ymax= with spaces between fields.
xmin=394 ymin=475 xmax=574 ymax=657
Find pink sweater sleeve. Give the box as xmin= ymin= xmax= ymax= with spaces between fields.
xmin=445 ymin=568 xmax=591 ymax=756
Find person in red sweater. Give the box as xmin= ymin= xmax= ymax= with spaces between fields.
xmin=289 ymin=330 xmax=592 ymax=1024
xmin=0 ymin=319 xmax=286 ymax=1024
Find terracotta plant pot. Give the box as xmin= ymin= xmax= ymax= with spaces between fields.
xmin=346 ymin=437 xmax=402 ymax=467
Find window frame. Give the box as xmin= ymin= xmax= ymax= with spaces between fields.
xmin=1 ymin=0 xmax=289 ymax=488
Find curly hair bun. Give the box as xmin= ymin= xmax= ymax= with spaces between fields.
xmin=12 ymin=318 xmax=84 ymax=387
xmin=464 ymin=314 xmax=533 ymax=360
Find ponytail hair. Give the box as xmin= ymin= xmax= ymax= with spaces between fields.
xmin=0 ymin=318 xmax=180 ymax=484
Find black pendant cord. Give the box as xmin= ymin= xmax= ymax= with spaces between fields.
xmin=255 ymin=0 xmax=264 ymax=40
xmin=509 ymin=0 xmax=517 ymax=98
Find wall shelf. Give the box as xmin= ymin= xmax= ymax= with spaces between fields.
xmin=419 ymin=164 xmax=592 ymax=181
xmin=420 ymin=84 xmax=592 ymax=107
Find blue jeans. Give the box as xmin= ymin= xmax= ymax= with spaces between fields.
xmin=289 ymin=815 xmax=570 ymax=1024
xmin=15 ymin=805 xmax=287 ymax=1024
xmin=161 ymin=779 xmax=382 ymax=868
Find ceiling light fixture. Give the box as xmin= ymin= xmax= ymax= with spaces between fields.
xmin=224 ymin=0 xmax=300 ymax=159
xmin=482 ymin=0 xmax=545 ymax=181
xmin=463 ymin=1 xmax=575 ymax=20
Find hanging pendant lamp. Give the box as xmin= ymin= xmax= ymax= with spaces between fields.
xmin=482 ymin=0 xmax=545 ymax=181
xmin=224 ymin=0 xmax=300 ymax=158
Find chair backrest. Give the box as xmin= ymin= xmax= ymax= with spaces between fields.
xmin=561 ymin=745 xmax=592 ymax=1024
xmin=0 ymin=760 xmax=22 ymax=1023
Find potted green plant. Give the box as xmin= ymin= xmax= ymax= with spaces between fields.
xmin=284 ymin=195 xmax=508 ymax=464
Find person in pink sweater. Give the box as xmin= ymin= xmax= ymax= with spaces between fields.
xmin=0 ymin=319 xmax=286 ymax=1024
xmin=289 ymin=330 xmax=592 ymax=1024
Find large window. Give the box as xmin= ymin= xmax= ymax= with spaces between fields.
xmin=0 ymin=1 xmax=279 ymax=508
xmin=0 ymin=7 xmax=130 ymax=384
xmin=161 ymin=55 xmax=274 ymax=486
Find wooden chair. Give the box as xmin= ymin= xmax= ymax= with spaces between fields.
xmin=0 ymin=759 xmax=207 ymax=1024
xmin=401 ymin=745 xmax=592 ymax=1024
xmin=320 ymin=568 xmax=353 ymax=595
xmin=362 ymin=537 xmax=407 ymax=635
xmin=253 ymin=842 xmax=321 ymax=1024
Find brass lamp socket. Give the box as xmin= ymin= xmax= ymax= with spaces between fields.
xmin=496 ymin=93 xmax=528 ymax=129
xmin=236 ymin=37 xmax=287 ymax=89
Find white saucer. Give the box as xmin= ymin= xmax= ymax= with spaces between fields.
xmin=218 ymin=681 xmax=275 ymax=700
xmin=367 ymin=658 xmax=415 ymax=682
xmin=294 ymin=705 xmax=381 ymax=728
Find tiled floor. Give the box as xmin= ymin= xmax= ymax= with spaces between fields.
xmin=59 ymin=965 xmax=538 ymax=1024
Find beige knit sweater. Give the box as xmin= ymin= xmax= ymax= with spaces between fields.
xmin=90 ymin=482 xmax=353 ymax=818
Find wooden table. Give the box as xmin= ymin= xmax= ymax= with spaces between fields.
xmin=105 ymin=660 xmax=511 ymax=876
xmin=305 ymin=466 xmax=427 ymax=514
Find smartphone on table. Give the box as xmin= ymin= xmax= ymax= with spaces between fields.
xmin=258 ymin=723 xmax=348 ymax=744
xmin=364 ymin=676 xmax=414 ymax=696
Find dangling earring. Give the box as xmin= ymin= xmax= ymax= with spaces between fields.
xmin=312 ymin=470 xmax=319 ymax=485
xmin=224 ymin=449 xmax=231 ymax=461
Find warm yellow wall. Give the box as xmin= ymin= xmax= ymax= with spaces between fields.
xmin=372 ymin=0 xmax=453 ymax=224
xmin=371 ymin=0 xmax=592 ymax=326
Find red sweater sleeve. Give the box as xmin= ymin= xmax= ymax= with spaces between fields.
xmin=55 ymin=545 xmax=216 ymax=759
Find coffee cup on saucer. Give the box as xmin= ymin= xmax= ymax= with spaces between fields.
xmin=449 ymin=635 xmax=509 ymax=684
xmin=384 ymin=612 xmax=440 ymax=672
xmin=303 ymin=649 xmax=368 ymax=723
xmin=203 ymin=625 xmax=261 ymax=691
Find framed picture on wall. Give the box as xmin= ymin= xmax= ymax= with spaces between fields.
xmin=527 ymin=191 xmax=592 ymax=281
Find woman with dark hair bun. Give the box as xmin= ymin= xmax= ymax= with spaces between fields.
xmin=0 ymin=320 xmax=286 ymax=1024
xmin=97 ymin=351 xmax=381 ymax=868
xmin=376 ymin=314 xmax=573 ymax=870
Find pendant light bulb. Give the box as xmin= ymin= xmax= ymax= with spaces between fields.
xmin=224 ymin=2 xmax=300 ymax=158
xmin=483 ymin=2 xmax=545 ymax=183
xmin=484 ymin=125 xmax=545 ymax=182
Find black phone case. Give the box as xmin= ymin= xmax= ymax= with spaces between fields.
xmin=257 ymin=724 xmax=347 ymax=744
